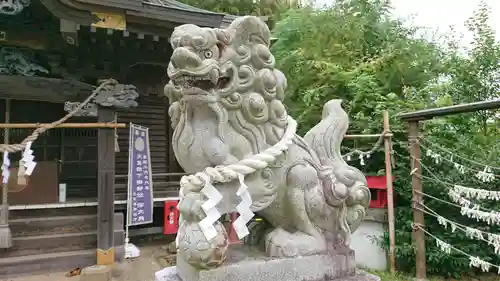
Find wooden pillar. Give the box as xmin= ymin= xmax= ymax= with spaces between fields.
xmin=97 ymin=107 xmax=116 ymax=265
xmin=383 ymin=111 xmax=396 ymax=273
xmin=409 ymin=121 xmax=426 ymax=280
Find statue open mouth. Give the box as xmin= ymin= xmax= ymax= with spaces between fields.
xmin=172 ymin=75 xmax=231 ymax=92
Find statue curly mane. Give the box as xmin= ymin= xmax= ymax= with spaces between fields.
xmin=219 ymin=33 xmax=289 ymax=153
xmin=166 ymin=17 xmax=290 ymax=156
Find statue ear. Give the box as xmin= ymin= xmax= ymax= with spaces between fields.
xmin=226 ymin=16 xmax=271 ymax=47
xmin=214 ymin=28 xmax=231 ymax=45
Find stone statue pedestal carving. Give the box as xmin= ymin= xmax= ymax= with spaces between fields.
xmin=155 ymin=245 xmax=380 ymax=281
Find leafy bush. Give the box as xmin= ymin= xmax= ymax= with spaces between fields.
xmin=271 ymin=0 xmax=500 ymax=277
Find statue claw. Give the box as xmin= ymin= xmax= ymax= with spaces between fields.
xmin=265 ymin=228 xmax=326 ymax=258
xmin=178 ymin=193 xmax=206 ymax=222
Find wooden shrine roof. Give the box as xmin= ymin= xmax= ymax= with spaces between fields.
xmin=43 ymin=0 xmax=243 ymax=30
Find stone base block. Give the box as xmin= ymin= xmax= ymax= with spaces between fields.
xmin=155 ymin=267 xmax=380 ymax=281
xmin=154 ymin=245 xmax=380 ymax=281
xmin=80 ymin=265 xmax=112 ymax=281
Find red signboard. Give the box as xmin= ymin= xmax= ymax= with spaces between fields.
xmin=164 ymin=200 xmax=179 ymax=235
xmin=366 ymin=175 xmax=396 ymax=209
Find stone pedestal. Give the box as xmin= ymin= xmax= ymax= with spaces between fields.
xmin=155 ymin=245 xmax=380 ymax=281
xmin=80 ymin=265 xmax=112 ymax=281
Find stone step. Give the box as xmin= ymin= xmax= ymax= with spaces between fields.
xmin=9 ymin=214 xmax=98 ymax=237
xmin=0 ymin=230 xmax=125 ymax=258
xmin=0 ymin=246 xmax=125 ymax=279
xmin=9 ymin=212 xmax=124 ymax=238
xmin=9 ymin=206 xmax=97 ymax=219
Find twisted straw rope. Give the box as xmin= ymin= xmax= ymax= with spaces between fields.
xmin=179 ymin=117 xmax=297 ymax=195
xmin=175 ymin=116 xmax=296 ymax=245
xmin=0 ymin=79 xmax=117 ymax=153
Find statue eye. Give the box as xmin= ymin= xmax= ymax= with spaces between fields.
xmin=203 ymin=50 xmax=213 ymax=59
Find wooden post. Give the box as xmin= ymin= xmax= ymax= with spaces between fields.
xmin=383 ymin=111 xmax=396 ymax=273
xmin=409 ymin=121 xmax=426 ymax=280
xmin=97 ymin=107 xmax=116 ymax=265
xmin=0 ymin=99 xmax=12 ymax=248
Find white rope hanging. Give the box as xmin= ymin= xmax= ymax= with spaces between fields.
xmin=451 ymin=184 xmax=500 ymax=201
xmin=422 ymin=204 xmax=500 ymax=255
xmin=1 ymin=152 xmax=9 ymax=184
xmin=404 ymin=140 xmax=500 ymax=274
xmin=420 ymin=143 xmax=498 ymax=182
xmin=406 ymin=152 xmax=500 ymax=226
xmin=341 ymin=130 xmax=389 ymax=166
xmin=420 ymin=137 xmax=500 ymax=172
xmin=21 ymin=141 xmax=36 ymax=176
xmin=459 ymin=206 xmax=500 ymax=226
xmin=417 ymin=225 xmax=500 ymax=274
xmin=446 ymin=189 xmax=500 ymax=226
xmin=177 ymin=116 xmax=297 ymax=241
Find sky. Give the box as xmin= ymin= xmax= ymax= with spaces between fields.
xmin=314 ymin=0 xmax=500 ymax=47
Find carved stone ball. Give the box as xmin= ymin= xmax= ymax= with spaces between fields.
xmin=177 ymin=221 xmax=229 ymax=270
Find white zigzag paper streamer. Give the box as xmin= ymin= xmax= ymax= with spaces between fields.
xmin=233 ymin=173 xmax=255 ymax=239
xmin=475 ymin=166 xmax=495 ymax=183
xmin=22 ymin=141 xmax=37 ymax=175
xmin=198 ymin=174 xmax=223 ymax=241
xmin=452 ymin=184 xmax=500 ymax=201
xmin=2 ymin=152 xmax=10 ymax=184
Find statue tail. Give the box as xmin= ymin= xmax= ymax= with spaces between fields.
xmin=303 ymin=99 xmax=370 ymax=233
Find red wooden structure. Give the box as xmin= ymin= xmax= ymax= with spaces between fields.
xmin=366 ymin=175 xmax=395 ymax=209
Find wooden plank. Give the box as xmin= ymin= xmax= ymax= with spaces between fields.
xmin=0 ymin=75 xmax=93 ymax=103
xmin=128 ymin=226 xmax=163 ymax=237
xmin=117 ymin=118 xmax=166 ymax=125
xmin=115 ymin=103 xmax=169 ymax=186
xmin=397 ymin=98 xmax=500 ymax=121
xmin=126 ymin=5 xmax=223 ymax=28
xmin=76 ymin=0 xmax=143 ymax=10
xmin=383 ymin=111 xmax=396 ymax=273
xmin=0 ymin=26 xmax=48 ymax=50
xmin=118 ymin=107 xmax=164 ymax=114
xmin=0 ymin=123 xmax=126 ymax=129
xmin=96 ymin=108 xmax=116 ymax=265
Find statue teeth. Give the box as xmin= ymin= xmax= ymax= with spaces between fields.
xmin=209 ymin=69 xmax=219 ymax=85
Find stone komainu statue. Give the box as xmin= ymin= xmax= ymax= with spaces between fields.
xmin=164 ymin=16 xmax=370 ymax=270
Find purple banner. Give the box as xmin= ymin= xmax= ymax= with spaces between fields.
xmin=127 ymin=124 xmax=153 ymax=226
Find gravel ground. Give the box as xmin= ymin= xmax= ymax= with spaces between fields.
xmin=3 ymin=243 xmax=174 ymax=281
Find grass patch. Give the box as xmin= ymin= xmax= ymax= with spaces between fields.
xmin=368 ymin=270 xmax=432 ymax=281
xmin=367 ymin=270 xmax=498 ymax=281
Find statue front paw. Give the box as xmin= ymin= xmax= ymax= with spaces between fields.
xmin=346 ymin=183 xmax=370 ymax=208
xmin=346 ymin=204 xmax=366 ymax=233
xmin=178 ymin=221 xmax=229 ymax=269
xmin=265 ymin=228 xmax=326 ymax=258
xmin=345 ymin=183 xmax=370 ymax=233
xmin=178 ymin=193 xmax=206 ymax=222
xmin=322 ymin=174 xmax=349 ymax=206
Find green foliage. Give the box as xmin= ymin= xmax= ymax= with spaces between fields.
xmin=271 ymin=0 xmax=499 ymax=277
xmin=271 ymin=0 xmax=446 ymax=137
xmin=177 ymin=0 xmax=300 ymax=27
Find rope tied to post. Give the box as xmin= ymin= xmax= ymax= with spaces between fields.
xmin=0 ymin=78 xmax=118 ymax=184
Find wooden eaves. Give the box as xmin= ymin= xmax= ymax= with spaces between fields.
xmin=40 ymin=0 xmax=265 ymax=33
